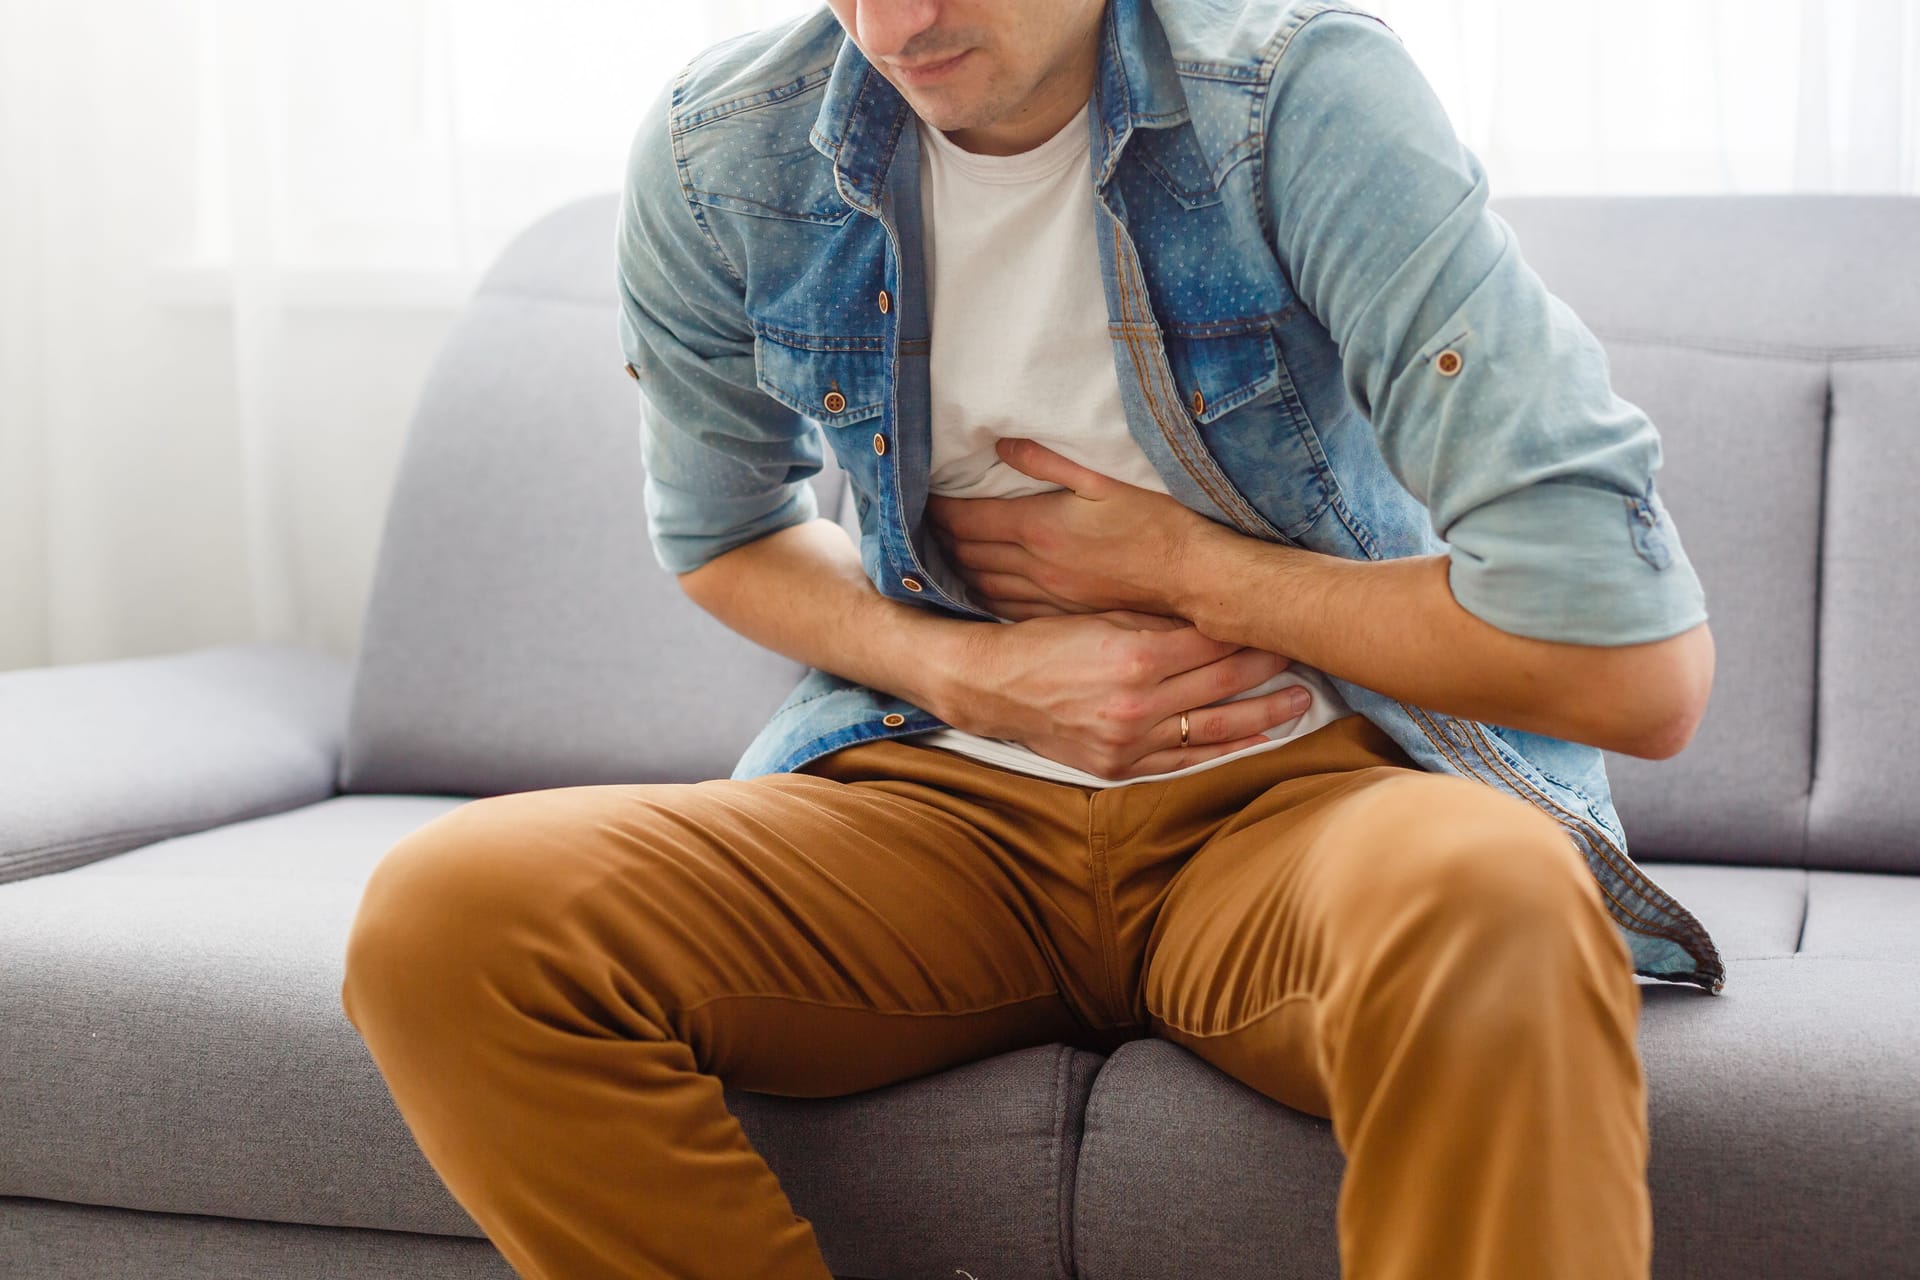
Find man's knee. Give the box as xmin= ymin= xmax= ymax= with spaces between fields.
xmin=1328 ymin=774 xmax=1627 ymax=978
xmin=341 ymin=793 xmax=600 ymax=1026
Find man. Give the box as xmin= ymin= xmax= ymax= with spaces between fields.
xmin=341 ymin=1 xmax=1722 ymax=1277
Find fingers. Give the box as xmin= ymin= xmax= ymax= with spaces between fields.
xmin=1097 ymin=610 xmax=1194 ymax=631
xmin=942 ymin=534 xmax=1027 ymax=575
xmin=1110 ymin=685 xmax=1315 ymax=780
xmin=970 ymin=570 xmax=1098 ymax=615
xmin=1171 ymin=685 xmax=1312 ymax=751
xmin=928 ymin=497 xmax=1025 ymax=545
xmin=1090 ymin=690 xmax=1313 ymax=782
xmin=1142 ymin=622 xmax=1274 ymax=673
xmin=1111 ymin=733 xmax=1272 ymax=780
xmin=1149 ymin=647 xmax=1297 ymax=721
xmin=993 ymin=599 xmax=1093 ymax=620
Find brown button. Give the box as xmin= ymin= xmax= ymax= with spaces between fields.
xmin=872 ymin=432 xmax=886 ymax=456
xmin=1434 ymin=349 xmax=1463 ymax=376
xmin=823 ymin=390 xmax=848 ymax=414
xmin=623 ymin=362 xmax=639 ymax=381
xmin=881 ymin=712 xmax=906 ymax=727
xmin=877 ymin=289 xmax=891 ymax=315
xmin=901 ymin=576 xmax=923 ymax=592
xmin=1190 ymin=388 xmax=1205 ymax=415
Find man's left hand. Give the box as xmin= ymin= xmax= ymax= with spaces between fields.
xmin=924 ymin=437 xmax=1210 ymax=620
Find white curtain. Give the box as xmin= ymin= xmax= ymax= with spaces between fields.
xmin=1 ymin=0 xmax=1915 ymax=673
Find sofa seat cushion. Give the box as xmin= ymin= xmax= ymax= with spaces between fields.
xmin=1070 ymin=865 xmax=1920 ymax=1280
xmin=0 ymin=796 xmax=1101 ymax=1280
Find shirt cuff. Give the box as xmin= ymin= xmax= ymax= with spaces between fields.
xmin=643 ymin=475 xmax=820 ymax=576
xmin=1444 ymin=478 xmax=1708 ymax=646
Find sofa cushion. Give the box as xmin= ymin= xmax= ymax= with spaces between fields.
xmin=0 ymin=796 xmax=474 ymax=1236
xmin=1071 ymin=863 xmax=1920 ymax=1280
xmin=339 ymin=194 xmax=845 ymax=798
xmin=0 ymin=1197 xmax=514 ymax=1280
xmin=0 ymin=797 xmax=1100 ymax=1279
xmin=1809 ymin=355 xmax=1920 ymax=873
xmin=1628 ymin=861 xmax=1806 ymax=959
xmin=1797 ymin=869 xmax=1920 ymax=960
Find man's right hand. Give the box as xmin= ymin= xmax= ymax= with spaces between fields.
xmin=942 ymin=610 xmax=1314 ymax=781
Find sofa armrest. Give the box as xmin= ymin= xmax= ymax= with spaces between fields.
xmin=0 ymin=643 xmax=350 ymax=883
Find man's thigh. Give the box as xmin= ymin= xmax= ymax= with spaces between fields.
xmin=1136 ymin=760 xmax=1629 ymax=1119
xmin=344 ymin=742 xmax=1104 ymax=1097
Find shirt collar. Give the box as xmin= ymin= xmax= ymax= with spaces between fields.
xmin=809 ymin=0 xmax=1192 ymax=205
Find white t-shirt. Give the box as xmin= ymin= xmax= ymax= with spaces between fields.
xmin=903 ymin=101 xmax=1356 ymax=788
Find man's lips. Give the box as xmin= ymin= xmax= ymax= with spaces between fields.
xmin=891 ymin=48 xmax=972 ymax=86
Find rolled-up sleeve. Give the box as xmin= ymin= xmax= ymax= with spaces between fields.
xmin=615 ymin=77 xmax=822 ymax=576
xmin=1262 ymin=9 xmax=1708 ymax=646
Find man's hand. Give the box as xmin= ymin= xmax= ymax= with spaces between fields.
xmin=926 ymin=438 xmax=1215 ymax=621
xmin=943 ymin=609 xmax=1314 ymax=781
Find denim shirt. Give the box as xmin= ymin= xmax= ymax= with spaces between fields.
xmin=615 ymin=0 xmax=1722 ymax=993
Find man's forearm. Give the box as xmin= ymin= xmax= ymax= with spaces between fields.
xmin=674 ymin=517 xmax=977 ymax=723
xmin=1170 ymin=521 xmax=1713 ymax=759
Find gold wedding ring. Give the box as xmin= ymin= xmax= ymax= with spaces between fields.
xmin=1179 ymin=711 xmax=1191 ymax=747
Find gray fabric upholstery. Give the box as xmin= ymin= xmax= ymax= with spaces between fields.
xmin=0 ymin=798 xmax=480 ymax=1237
xmin=0 ymin=1198 xmax=514 ymax=1280
xmin=0 ymin=644 xmax=349 ymax=883
xmin=1628 ymin=862 xmax=1807 ymax=960
xmin=339 ymin=195 xmax=847 ymax=798
xmin=1798 ymin=869 xmax=1920 ymax=959
xmin=0 ymin=799 xmax=1098 ymax=1278
xmin=1074 ymin=954 xmax=1920 ymax=1280
xmin=1633 ymin=958 xmax=1920 ymax=1279
xmin=726 ymin=1045 xmax=1099 ymax=1280
xmin=1810 ymin=357 xmax=1920 ymax=872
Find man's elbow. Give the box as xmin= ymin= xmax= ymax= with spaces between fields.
xmin=1613 ymin=621 xmax=1716 ymax=760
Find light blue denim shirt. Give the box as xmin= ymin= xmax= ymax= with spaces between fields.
xmin=615 ymin=0 xmax=1722 ymax=992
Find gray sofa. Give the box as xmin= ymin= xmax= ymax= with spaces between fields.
xmin=4 ymin=192 xmax=1916 ymax=1280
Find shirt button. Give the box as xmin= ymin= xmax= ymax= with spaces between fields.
xmin=1434 ymin=349 xmax=1464 ymax=376
xmin=901 ymin=576 xmax=923 ymax=592
xmin=823 ymin=390 xmax=847 ymax=414
xmin=877 ymin=289 xmax=892 ymax=315
xmin=623 ymin=362 xmax=639 ymax=381
xmin=872 ymin=432 xmax=886 ymax=456
xmin=881 ymin=712 xmax=906 ymax=727
xmin=1190 ymin=388 xmax=1205 ymax=415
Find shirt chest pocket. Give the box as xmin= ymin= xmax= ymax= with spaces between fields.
xmin=1159 ymin=323 xmax=1286 ymax=424
xmin=752 ymin=326 xmax=889 ymax=428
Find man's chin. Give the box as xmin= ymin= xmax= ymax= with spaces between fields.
xmin=887 ymin=77 xmax=1005 ymax=133
xmin=899 ymin=96 xmax=983 ymax=132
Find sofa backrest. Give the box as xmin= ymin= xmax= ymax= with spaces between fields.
xmin=343 ymin=189 xmax=1920 ymax=877
xmin=1497 ymin=195 xmax=1920 ymax=874
xmin=339 ymin=194 xmax=851 ymax=795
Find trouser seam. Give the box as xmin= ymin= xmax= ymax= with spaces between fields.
xmin=1152 ymin=988 xmax=1318 ymax=1040
xmin=1086 ymin=806 xmax=1127 ymax=1028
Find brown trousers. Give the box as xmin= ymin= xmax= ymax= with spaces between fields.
xmin=340 ymin=713 xmax=1650 ymax=1280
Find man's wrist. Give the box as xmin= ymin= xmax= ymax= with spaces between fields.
xmin=897 ymin=607 xmax=995 ymax=730
xmin=1170 ymin=516 xmax=1251 ymax=641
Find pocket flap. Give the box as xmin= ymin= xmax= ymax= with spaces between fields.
xmin=1161 ymin=325 xmax=1283 ymax=424
xmin=753 ymin=327 xmax=888 ymax=427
